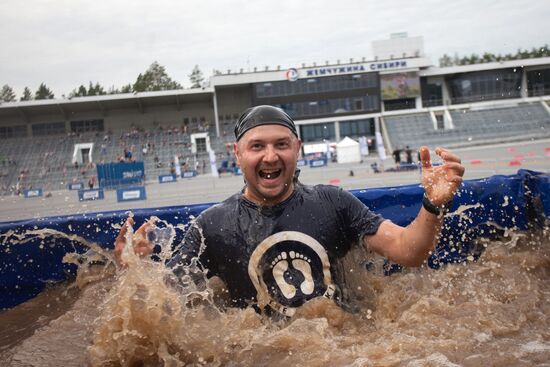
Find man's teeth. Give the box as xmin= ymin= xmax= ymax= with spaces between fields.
xmin=261 ymin=170 xmax=280 ymax=179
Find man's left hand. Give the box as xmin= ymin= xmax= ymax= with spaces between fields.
xmin=419 ymin=146 xmax=465 ymax=206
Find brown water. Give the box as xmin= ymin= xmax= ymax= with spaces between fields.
xmin=1 ymin=228 xmax=549 ymax=367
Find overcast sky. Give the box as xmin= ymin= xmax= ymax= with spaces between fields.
xmin=1 ymin=0 xmax=549 ymax=98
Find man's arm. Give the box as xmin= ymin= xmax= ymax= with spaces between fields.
xmin=364 ymin=146 xmax=464 ymax=267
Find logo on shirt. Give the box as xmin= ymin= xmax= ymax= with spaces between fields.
xmin=248 ymin=231 xmax=335 ymax=317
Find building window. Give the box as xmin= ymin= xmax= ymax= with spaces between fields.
xmin=31 ymin=122 xmax=66 ymax=136
xmin=0 ymin=125 xmax=27 ymax=138
xmin=421 ymin=78 xmax=443 ymax=107
xmin=339 ymin=119 xmax=375 ymax=138
xmin=70 ymin=119 xmax=104 ymax=133
xmin=527 ymin=68 xmax=550 ymax=97
xmin=299 ymin=122 xmax=335 ymax=142
xmin=448 ymin=68 xmax=521 ymax=104
xmin=384 ymin=98 xmax=416 ymax=111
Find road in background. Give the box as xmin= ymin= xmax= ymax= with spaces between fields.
xmin=1 ymin=139 xmax=548 ymax=222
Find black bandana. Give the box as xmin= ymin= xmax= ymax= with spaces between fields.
xmin=234 ymin=105 xmax=298 ymax=141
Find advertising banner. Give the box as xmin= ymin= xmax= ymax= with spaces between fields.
xmin=78 ymin=189 xmax=104 ymax=201
xmin=380 ymin=71 xmax=420 ymax=100
xmin=158 ymin=174 xmax=178 ymax=183
xmin=24 ymin=189 xmax=43 ymax=198
xmin=116 ymin=186 xmax=146 ymax=202
xmin=309 ymin=158 xmax=328 ymax=168
xmin=67 ymin=182 xmax=84 ymax=190
xmin=182 ymin=171 xmax=198 ymax=178
xmin=96 ymin=162 xmax=144 ymax=189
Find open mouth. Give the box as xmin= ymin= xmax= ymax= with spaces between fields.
xmin=259 ymin=169 xmax=282 ymax=180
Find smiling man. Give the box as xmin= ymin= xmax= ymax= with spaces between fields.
xmin=115 ymin=105 xmax=465 ymax=316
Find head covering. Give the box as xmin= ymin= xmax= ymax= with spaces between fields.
xmin=234 ymin=105 xmax=298 ymax=141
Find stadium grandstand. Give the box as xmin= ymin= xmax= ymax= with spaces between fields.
xmin=1 ymin=34 xmax=549 ymax=195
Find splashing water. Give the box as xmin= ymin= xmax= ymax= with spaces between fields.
xmin=0 ymin=222 xmax=549 ymax=366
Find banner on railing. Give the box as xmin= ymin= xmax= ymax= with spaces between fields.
xmin=67 ymin=182 xmax=84 ymax=190
xmin=96 ymin=162 xmax=145 ymax=189
xmin=309 ymin=158 xmax=328 ymax=168
xmin=116 ymin=186 xmax=146 ymax=202
xmin=158 ymin=174 xmax=178 ymax=183
xmin=24 ymin=188 xmax=43 ymax=198
xmin=181 ymin=170 xmax=198 ymax=178
xmin=78 ymin=188 xmax=104 ymax=201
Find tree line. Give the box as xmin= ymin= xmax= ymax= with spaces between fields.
xmin=0 ymin=62 xmax=204 ymax=102
xmin=439 ymin=45 xmax=549 ymax=67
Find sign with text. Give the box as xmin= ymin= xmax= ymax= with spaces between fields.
xmin=24 ymin=188 xmax=43 ymax=198
xmin=78 ymin=189 xmax=105 ymax=201
xmin=116 ymin=186 xmax=146 ymax=202
xmin=297 ymin=159 xmax=308 ymax=167
xmin=309 ymin=159 xmax=328 ymax=168
xmin=96 ymin=162 xmax=145 ymax=189
xmin=68 ymin=182 xmax=84 ymax=190
xmin=181 ymin=170 xmax=198 ymax=178
xmin=158 ymin=174 xmax=177 ymax=183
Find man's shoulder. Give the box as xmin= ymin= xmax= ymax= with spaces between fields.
xmin=301 ymin=183 xmax=345 ymax=197
xmin=196 ymin=192 xmax=241 ymax=221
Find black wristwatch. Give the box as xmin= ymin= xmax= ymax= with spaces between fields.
xmin=422 ymin=193 xmax=452 ymax=217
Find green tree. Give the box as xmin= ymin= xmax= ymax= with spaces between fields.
xmin=70 ymin=82 xmax=107 ymax=97
xmin=438 ymin=54 xmax=453 ymax=67
xmin=133 ymin=61 xmax=182 ymax=92
xmin=70 ymin=84 xmax=88 ymax=97
xmin=0 ymin=84 xmax=16 ymax=102
xmin=35 ymin=83 xmax=55 ymax=99
xmin=20 ymin=87 xmax=33 ymax=101
xmin=87 ymin=81 xmax=106 ymax=96
xmin=188 ymin=65 xmax=204 ymax=88
xmin=120 ymin=84 xmax=133 ymax=93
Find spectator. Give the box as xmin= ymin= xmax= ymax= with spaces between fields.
xmin=405 ymin=146 xmax=414 ymax=164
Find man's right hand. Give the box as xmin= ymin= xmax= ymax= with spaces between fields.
xmin=114 ymin=217 xmax=155 ymax=268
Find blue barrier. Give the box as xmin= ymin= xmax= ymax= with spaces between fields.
xmin=181 ymin=170 xmax=198 ymax=178
xmin=297 ymin=159 xmax=308 ymax=167
xmin=159 ymin=174 xmax=178 ymax=183
xmin=1 ymin=170 xmax=548 ymax=310
xmin=67 ymin=182 xmax=84 ymax=190
xmin=97 ymin=162 xmax=145 ymax=189
xmin=309 ymin=158 xmax=328 ymax=168
xmin=116 ymin=186 xmax=146 ymax=202
xmin=24 ymin=188 xmax=43 ymax=198
xmin=78 ymin=188 xmax=105 ymax=201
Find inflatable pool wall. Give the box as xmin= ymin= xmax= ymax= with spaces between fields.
xmin=1 ymin=169 xmax=548 ymax=310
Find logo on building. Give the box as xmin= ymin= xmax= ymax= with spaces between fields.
xmin=285 ymin=68 xmax=299 ymax=82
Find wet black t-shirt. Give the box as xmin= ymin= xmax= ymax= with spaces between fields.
xmin=168 ymin=184 xmax=384 ymax=316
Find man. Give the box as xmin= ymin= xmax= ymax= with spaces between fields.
xmin=115 ymin=105 xmax=464 ymax=317
xmin=405 ymin=145 xmax=414 ymax=164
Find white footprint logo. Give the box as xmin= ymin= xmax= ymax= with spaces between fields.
xmin=270 ymin=251 xmax=314 ymax=299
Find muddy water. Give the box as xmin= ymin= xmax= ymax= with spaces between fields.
xmin=1 ymin=230 xmax=549 ymax=367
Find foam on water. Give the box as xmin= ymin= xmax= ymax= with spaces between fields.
xmin=0 ymin=222 xmax=549 ymax=366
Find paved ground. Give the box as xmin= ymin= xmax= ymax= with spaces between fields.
xmin=1 ymin=139 xmax=549 ymax=222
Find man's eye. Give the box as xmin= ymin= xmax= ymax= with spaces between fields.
xmin=277 ymin=142 xmax=289 ymax=148
xmin=251 ymin=144 xmax=263 ymax=150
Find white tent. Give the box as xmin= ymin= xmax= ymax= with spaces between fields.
xmin=336 ymin=137 xmax=361 ymax=164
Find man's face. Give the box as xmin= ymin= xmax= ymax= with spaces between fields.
xmin=234 ymin=124 xmax=302 ymax=206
